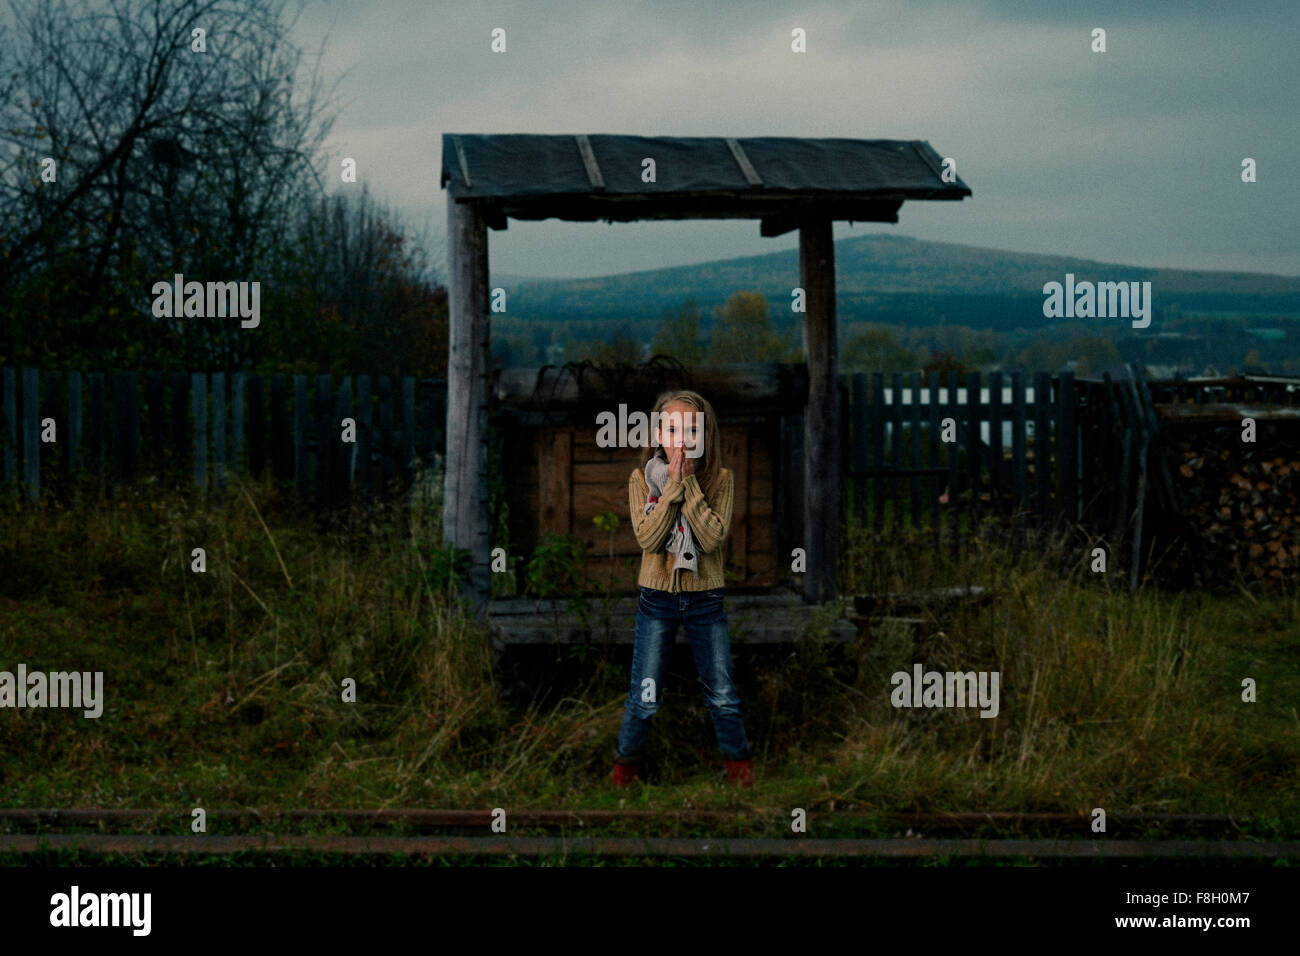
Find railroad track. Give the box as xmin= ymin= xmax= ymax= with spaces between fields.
xmin=2 ymin=834 xmax=1296 ymax=859
xmin=0 ymin=809 xmax=1257 ymax=831
xmin=3 ymin=809 xmax=1288 ymax=860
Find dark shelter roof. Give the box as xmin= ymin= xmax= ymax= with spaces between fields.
xmin=440 ymin=133 xmax=971 ymax=233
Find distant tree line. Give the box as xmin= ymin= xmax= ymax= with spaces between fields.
xmin=491 ymin=290 xmax=1131 ymax=375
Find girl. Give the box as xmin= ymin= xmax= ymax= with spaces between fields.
xmin=613 ymin=389 xmax=753 ymax=788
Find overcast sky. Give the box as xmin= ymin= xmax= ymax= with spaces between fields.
xmin=294 ymin=0 xmax=1299 ymax=281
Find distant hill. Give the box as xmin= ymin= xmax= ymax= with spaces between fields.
xmin=492 ymin=234 xmax=1300 ymax=332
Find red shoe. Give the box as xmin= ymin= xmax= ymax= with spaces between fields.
xmin=612 ymin=759 xmax=641 ymax=787
xmin=725 ymin=758 xmax=753 ymax=788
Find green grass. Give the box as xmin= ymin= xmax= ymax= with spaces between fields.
xmin=1 ymin=473 xmax=1297 ymax=840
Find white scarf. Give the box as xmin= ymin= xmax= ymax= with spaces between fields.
xmin=643 ymin=448 xmax=699 ymax=575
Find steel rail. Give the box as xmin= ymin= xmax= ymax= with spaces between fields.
xmin=0 ymin=809 xmax=1253 ymax=830
xmin=1 ymin=834 xmax=1293 ymax=859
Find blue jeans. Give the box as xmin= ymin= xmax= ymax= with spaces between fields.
xmin=616 ymin=587 xmax=751 ymax=761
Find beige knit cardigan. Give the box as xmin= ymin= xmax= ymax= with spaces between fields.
xmin=627 ymin=467 xmax=734 ymax=592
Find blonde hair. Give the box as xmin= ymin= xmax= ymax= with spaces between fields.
xmin=640 ymin=389 xmax=723 ymax=495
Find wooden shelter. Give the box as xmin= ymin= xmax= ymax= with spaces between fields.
xmin=494 ymin=362 xmax=807 ymax=596
xmin=440 ymin=133 xmax=971 ymax=617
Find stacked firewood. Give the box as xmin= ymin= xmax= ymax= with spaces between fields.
xmin=1160 ymin=422 xmax=1300 ymax=588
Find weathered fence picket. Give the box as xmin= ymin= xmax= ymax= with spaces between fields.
xmin=378 ymin=375 xmax=394 ymax=491
xmin=67 ymin=372 xmax=83 ymax=485
xmin=316 ymin=374 xmax=332 ymax=506
xmin=231 ymin=373 xmax=245 ymax=478
xmin=294 ymin=375 xmax=308 ymax=499
xmin=402 ymin=377 xmax=416 ymax=486
xmin=22 ymin=368 xmax=40 ymax=499
xmin=270 ymin=374 xmax=290 ymax=481
xmin=1058 ymin=370 xmax=1078 ymax=524
xmin=356 ymin=374 xmax=372 ymax=495
xmin=211 ymin=372 xmax=225 ymax=493
xmin=1 ymin=368 xmax=15 ymax=486
xmin=191 ymin=372 xmax=207 ymax=491
xmin=870 ymin=372 xmax=884 ymax=531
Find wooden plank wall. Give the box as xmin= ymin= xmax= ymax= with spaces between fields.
xmin=511 ymin=417 xmax=776 ymax=592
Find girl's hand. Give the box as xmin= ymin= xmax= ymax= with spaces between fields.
xmin=667 ymin=442 xmax=683 ymax=483
xmin=681 ymin=448 xmax=695 ymax=479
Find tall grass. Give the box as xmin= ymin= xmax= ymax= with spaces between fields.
xmin=0 ymin=482 xmax=1296 ymax=834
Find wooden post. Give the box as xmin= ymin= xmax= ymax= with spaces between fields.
xmin=851 ymin=373 xmax=867 ymax=526
xmin=445 ymin=198 xmax=493 ymax=613
xmin=799 ymin=219 xmax=838 ymax=604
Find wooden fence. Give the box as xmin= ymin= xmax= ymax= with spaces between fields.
xmin=833 ymin=368 xmax=1300 ymax=576
xmin=6 ymin=364 xmax=1296 ymax=579
xmin=834 ymin=371 xmax=1079 ymax=543
xmin=0 ymin=368 xmax=446 ymax=505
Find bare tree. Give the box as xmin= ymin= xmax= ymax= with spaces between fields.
xmin=0 ymin=0 xmax=335 ymax=368
xmin=279 ymin=186 xmax=448 ymax=378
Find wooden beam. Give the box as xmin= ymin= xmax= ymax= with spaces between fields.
xmin=799 ymin=219 xmax=839 ymax=604
xmin=451 ymin=135 xmax=472 ymax=189
xmin=445 ymin=199 xmax=493 ymax=614
xmin=724 ymin=138 xmax=763 ymax=186
xmin=501 ymin=195 xmax=906 ymax=225
xmin=488 ymin=594 xmax=857 ymax=644
xmin=574 ymin=135 xmax=606 ymax=190
xmin=760 ymin=215 xmax=801 ymax=238
xmin=495 ymin=363 xmax=807 ymax=410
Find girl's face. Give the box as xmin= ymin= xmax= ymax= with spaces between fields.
xmin=656 ymin=400 xmax=704 ymax=456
